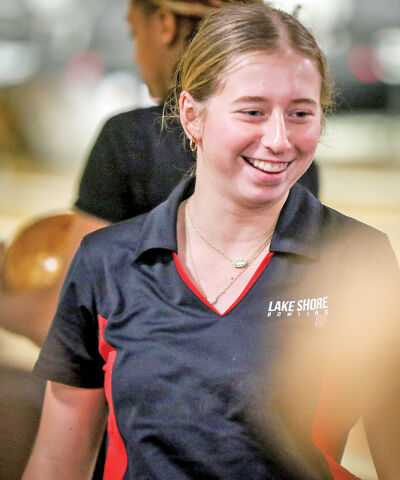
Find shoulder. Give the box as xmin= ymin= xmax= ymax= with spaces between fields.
xmin=317 ymin=199 xmax=398 ymax=278
xmin=320 ymin=202 xmax=387 ymax=247
xmin=89 ymin=105 xmax=166 ymax=169
xmin=101 ymin=105 xmax=163 ymax=137
xmin=293 ymin=183 xmax=387 ymax=245
xmin=95 ymin=104 xmax=185 ymax=160
xmin=288 ymin=184 xmax=392 ymax=262
xmin=81 ymin=214 xmax=148 ymax=258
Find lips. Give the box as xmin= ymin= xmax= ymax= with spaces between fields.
xmin=243 ymin=156 xmax=289 ymax=174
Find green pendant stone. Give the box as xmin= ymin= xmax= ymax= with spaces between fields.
xmin=233 ymin=260 xmax=247 ymax=268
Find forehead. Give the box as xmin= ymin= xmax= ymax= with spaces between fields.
xmin=213 ymin=50 xmax=321 ymax=102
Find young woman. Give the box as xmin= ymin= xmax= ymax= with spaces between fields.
xmin=24 ymin=4 xmax=400 ymax=480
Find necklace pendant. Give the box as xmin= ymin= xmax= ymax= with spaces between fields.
xmin=207 ymin=296 xmax=217 ymax=305
xmin=233 ymin=259 xmax=247 ymax=268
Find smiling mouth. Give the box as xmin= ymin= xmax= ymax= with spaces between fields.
xmin=243 ymin=156 xmax=289 ymax=174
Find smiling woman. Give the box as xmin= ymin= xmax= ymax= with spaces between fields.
xmin=24 ymin=4 xmax=400 ymax=480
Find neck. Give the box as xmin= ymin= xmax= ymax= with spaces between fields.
xmin=189 ymin=177 xmax=287 ymax=248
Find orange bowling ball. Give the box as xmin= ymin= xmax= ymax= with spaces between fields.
xmin=3 ymin=213 xmax=75 ymax=292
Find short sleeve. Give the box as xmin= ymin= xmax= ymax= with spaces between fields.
xmin=74 ymin=117 xmax=134 ymax=223
xmin=34 ymin=241 xmax=105 ymax=388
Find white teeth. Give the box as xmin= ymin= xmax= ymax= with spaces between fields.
xmin=246 ymin=157 xmax=288 ymax=173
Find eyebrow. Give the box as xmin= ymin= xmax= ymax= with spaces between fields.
xmin=233 ymin=96 xmax=267 ymax=103
xmin=233 ymin=96 xmax=318 ymax=106
xmin=292 ymin=98 xmax=318 ymax=105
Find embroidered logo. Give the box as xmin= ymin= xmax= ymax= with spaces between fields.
xmin=267 ymin=296 xmax=329 ymax=326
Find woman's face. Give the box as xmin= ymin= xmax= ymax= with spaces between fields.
xmin=127 ymin=4 xmax=172 ymax=99
xmin=184 ymin=50 xmax=323 ymax=209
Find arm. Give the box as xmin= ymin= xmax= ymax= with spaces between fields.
xmin=0 ymin=212 xmax=109 ymax=346
xmin=23 ymin=381 xmax=107 ymax=480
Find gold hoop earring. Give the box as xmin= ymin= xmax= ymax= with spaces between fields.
xmin=189 ymin=139 xmax=197 ymax=152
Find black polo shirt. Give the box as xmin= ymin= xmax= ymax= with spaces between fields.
xmin=36 ymin=178 xmax=399 ymax=480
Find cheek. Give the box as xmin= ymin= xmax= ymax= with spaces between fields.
xmin=293 ymin=126 xmax=321 ymax=154
xmin=203 ymin=119 xmax=252 ymax=150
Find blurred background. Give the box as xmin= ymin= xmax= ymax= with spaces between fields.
xmin=0 ymin=0 xmax=399 ymax=478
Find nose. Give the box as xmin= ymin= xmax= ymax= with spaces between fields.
xmin=261 ymin=111 xmax=291 ymax=154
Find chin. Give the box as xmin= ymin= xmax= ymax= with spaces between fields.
xmin=237 ymin=183 xmax=291 ymax=209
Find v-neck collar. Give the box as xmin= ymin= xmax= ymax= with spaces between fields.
xmin=173 ymin=251 xmax=274 ymax=316
xmin=132 ymin=176 xmax=323 ymax=263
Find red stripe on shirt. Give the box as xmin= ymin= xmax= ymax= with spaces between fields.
xmin=173 ymin=251 xmax=274 ymax=316
xmin=226 ymin=250 xmax=274 ymax=314
xmin=98 ymin=314 xmax=128 ymax=480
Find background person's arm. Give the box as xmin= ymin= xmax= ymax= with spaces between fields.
xmin=23 ymin=381 xmax=107 ymax=480
xmin=0 ymin=212 xmax=109 ymax=346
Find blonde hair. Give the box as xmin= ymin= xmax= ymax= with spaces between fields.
xmin=168 ymin=4 xmax=334 ymax=120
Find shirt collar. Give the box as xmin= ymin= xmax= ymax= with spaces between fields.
xmin=270 ymin=183 xmax=322 ymax=259
xmin=133 ymin=177 xmax=322 ymax=262
xmin=133 ymin=177 xmax=194 ymax=261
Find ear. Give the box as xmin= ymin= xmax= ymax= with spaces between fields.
xmin=155 ymin=9 xmax=178 ymax=46
xmin=179 ymin=91 xmax=202 ymax=144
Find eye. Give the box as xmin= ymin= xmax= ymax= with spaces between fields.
xmin=238 ymin=110 xmax=264 ymax=119
xmin=290 ymin=110 xmax=313 ymax=119
xmin=245 ymin=110 xmax=263 ymax=117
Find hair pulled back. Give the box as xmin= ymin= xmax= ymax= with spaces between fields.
xmin=168 ymin=4 xmax=334 ymax=118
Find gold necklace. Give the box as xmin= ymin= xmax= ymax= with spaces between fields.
xmin=187 ymin=198 xmax=274 ymax=268
xmin=184 ymin=201 xmax=269 ymax=305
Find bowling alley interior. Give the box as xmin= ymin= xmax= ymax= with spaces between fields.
xmin=0 ymin=0 xmax=399 ymax=478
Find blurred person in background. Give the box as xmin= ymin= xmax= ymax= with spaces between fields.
xmin=0 ymin=0 xmax=319 ymax=348
xmin=23 ymin=4 xmax=400 ymax=479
